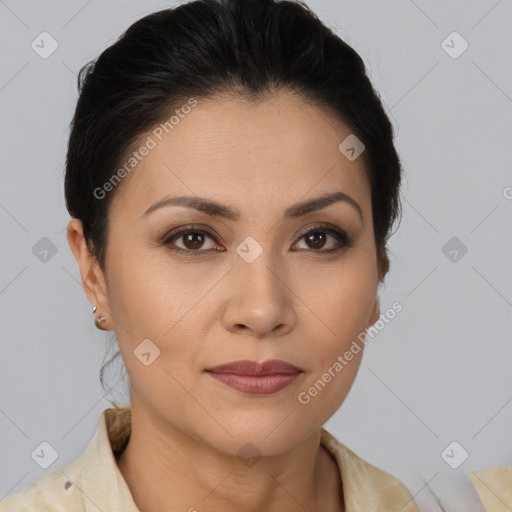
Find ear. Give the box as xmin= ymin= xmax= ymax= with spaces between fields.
xmin=369 ymin=297 xmax=380 ymax=326
xmin=67 ymin=218 xmax=111 ymax=328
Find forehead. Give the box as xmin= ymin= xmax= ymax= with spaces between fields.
xmin=109 ymin=91 xmax=371 ymax=219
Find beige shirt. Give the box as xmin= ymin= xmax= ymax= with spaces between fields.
xmin=1 ymin=406 xmax=510 ymax=511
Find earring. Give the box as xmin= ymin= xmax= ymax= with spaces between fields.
xmin=93 ymin=305 xmax=107 ymax=330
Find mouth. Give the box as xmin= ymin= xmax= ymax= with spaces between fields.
xmin=204 ymin=359 xmax=304 ymax=395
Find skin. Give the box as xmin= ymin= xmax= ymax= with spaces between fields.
xmin=67 ymin=90 xmax=384 ymax=512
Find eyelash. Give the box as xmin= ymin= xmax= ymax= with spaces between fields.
xmin=157 ymin=223 xmax=354 ymax=257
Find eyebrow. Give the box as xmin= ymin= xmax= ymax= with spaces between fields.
xmin=141 ymin=191 xmax=363 ymax=222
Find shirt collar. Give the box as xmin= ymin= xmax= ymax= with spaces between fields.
xmin=80 ymin=407 xmax=139 ymax=512
xmin=320 ymin=428 xmax=419 ymax=511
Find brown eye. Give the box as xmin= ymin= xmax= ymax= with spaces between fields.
xmin=181 ymin=232 xmax=206 ymax=250
xmin=164 ymin=228 xmax=223 ymax=254
xmin=293 ymin=225 xmax=353 ymax=253
xmin=304 ymin=230 xmax=328 ymax=250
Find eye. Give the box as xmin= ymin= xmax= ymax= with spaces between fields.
xmin=161 ymin=227 xmax=224 ymax=255
xmin=159 ymin=223 xmax=353 ymax=256
xmin=293 ymin=224 xmax=354 ymax=253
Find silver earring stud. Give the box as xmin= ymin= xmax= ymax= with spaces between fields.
xmin=92 ymin=306 xmax=97 ymax=314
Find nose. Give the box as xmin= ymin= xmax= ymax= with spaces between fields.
xmin=221 ymin=252 xmax=297 ymax=339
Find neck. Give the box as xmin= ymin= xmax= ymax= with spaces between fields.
xmin=115 ymin=397 xmax=344 ymax=512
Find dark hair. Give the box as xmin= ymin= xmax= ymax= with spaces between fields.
xmin=64 ymin=0 xmax=404 ymax=393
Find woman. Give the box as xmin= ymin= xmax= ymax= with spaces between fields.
xmin=1 ymin=0 xmax=509 ymax=510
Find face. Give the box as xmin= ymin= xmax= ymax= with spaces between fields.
xmin=71 ymin=91 xmax=381 ymax=456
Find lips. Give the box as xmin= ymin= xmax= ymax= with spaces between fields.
xmin=205 ymin=359 xmax=304 ymax=395
xmin=205 ymin=359 xmax=303 ymax=376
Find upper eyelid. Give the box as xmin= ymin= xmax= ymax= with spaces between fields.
xmin=164 ymin=223 xmax=344 ymax=238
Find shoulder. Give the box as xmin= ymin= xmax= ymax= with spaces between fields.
xmin=467 ymin=465 xmax=512 ymax=511
xmin=320 ymin=428 xmax=419 ymax=511
xmin=0 ymin=454 xmax=85 ymax=512
xmin=0 ymin=406 xmax=133 ymax=512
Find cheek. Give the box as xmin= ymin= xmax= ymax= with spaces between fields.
xmin=106 ymin=245 xmax=216 ymax=339
xmin=105 ymin=245 xmax=219 ymax=370
xmin=296 ymin=255 xmax=378 ymax=343
xmin=294 ymin=254 xmax=376 ymax=398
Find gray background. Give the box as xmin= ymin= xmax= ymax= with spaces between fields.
xmin=0 ymin=0 xmax=511 ymax=510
